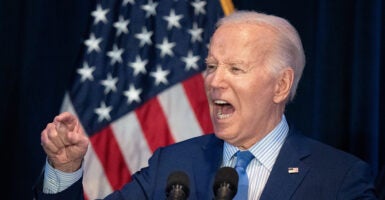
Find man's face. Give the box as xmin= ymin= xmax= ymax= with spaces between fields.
xmin=204 ymin=23 xmax=282 ymax=149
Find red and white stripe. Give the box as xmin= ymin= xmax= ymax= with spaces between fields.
xmin=61 ymin=73 xmax=213 ymax=200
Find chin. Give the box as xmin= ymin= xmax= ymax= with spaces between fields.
xmin=214 ymin=131 xmax=236 ymax=142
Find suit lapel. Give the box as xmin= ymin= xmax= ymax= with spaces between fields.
xmin=260 ymin=131 xmax=311 ymax=200
xmin=192 ymin=134 xmax=223 ymax=199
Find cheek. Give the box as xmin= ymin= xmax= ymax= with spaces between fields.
xmin=203 ymin=73 xmax=213 ymax=88
xmin=203 ymin=77 xmax=211 ymax=93
xmin=239 ymin=81 xmax=275 ymax=108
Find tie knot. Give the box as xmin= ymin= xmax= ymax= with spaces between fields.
xmin=235 ymin=150 xmax=254 ymax=170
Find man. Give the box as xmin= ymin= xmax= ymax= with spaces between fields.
xmin=34 ymin=11 xmax=377 ymax=199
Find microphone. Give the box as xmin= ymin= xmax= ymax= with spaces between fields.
xmin=213 ymin=167 xmax=238 ymax=200
xmin=166 ymin=171 xmax=190 ymax=200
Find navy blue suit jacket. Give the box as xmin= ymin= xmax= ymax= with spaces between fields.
xmin=34 ymin=128 xmax=377 ymax=199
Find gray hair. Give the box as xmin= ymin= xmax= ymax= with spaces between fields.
xmin=216 ymin=11 xmax=306 ymax=102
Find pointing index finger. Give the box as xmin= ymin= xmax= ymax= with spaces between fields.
xmin=54 ymin=112 xmax=78 ymax=132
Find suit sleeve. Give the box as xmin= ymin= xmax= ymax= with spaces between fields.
xmin=33 ymin=175 xmax=85 ymax=200
xmin=34 ymin=148 xmax=164 ymax=200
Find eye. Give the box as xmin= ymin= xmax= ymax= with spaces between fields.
xmin=230 ymin=66 xmax=241 ymax=72
xmin=229 ymin=66 xmax=246 ymax=75
xmin=205 ymin=64 xmax=217 ymax=73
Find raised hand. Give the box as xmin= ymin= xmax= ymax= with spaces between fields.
xmin=41 ymin=112 xmax=89 ymax=172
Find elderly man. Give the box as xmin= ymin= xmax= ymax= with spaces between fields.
xmin=35 ymin=11 xmax=377 ymax=199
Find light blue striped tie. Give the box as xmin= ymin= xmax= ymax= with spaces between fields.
xmin=233 ymin=150 xmax=254 ymax=200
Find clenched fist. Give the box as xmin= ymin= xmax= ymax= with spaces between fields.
xmin=40 ymin=112 xmax=89 ymax=172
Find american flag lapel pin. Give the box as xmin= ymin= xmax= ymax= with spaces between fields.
xmin=288 ymin=167 xmax=299 ymax=174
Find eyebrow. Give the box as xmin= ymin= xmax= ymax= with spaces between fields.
xmin=205 ymin=57 xmax=248 ymax=67
xmin=205 ymin=56 xmax=216 ymax=63
xmin=205 ymin=55 xmax=234 ymax=62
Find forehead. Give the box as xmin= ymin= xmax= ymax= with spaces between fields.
xmin=207 ymin=23 xmax=277 ymax=64
xmin=212 ymin=23 xmax=276 ymax=43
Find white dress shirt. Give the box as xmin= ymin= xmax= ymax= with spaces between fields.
xmin=221 ymin=115 xmax=289 ymax=200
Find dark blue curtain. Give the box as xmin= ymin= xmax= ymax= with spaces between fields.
xmin=0 ymin=0 xmax=384 ymax=199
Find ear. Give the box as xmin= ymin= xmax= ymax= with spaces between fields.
xmin=273 ymin=67 xmax=294 ymax=103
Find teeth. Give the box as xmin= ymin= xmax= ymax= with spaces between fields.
xmin=216 ymin=109 xmax=232 ymax=119
xmin=214 ymin=99 xmax=232 ymax=119
xmin=214 ymin=100 xmax=228 ymax=104
xmin=217 ymin=112 xmax=232 ymax=119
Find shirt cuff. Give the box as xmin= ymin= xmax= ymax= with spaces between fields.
xmin=43 ymin=158 xmax=83 ymax=194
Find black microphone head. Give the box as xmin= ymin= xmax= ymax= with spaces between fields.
xmin=166 ymin=171 xmax=190 ymax=198
xmin=213 ymin=167 xmax=238 ymax=199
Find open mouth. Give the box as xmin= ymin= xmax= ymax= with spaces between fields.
xmin=214 ymin=100 xmax=235 ymax=119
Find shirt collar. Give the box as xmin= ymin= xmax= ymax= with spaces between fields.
xmin=222 ymin=115 xmax=289 ymax=171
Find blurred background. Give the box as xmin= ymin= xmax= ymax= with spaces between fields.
xmin=0 ymin=0 xmax=384 ymax=199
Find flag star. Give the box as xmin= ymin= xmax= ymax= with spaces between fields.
xmin=188 ymin=23 xmax=203 ymax=43
xmin=156 ymin=38 xmax=176 ymax=58
xmin=77 ymin=62 xmax=96 ymax=81
xmin=113 ymin=16 xmax=129 ymax=36
xmin=91 ymin=4 xmax=109 ymax=24
xmin=191 ymin=0 xmax=206 ymax=15
xmin=163 ymin=9 xmax=183 ymax=30
xmin=100 ymin=73 xmax=118 ymax=94
xmin=84 ymin=33 xmax=102 ymax=53
xmin=107 ymin=45 xmax=124 ymax=65
xmin=124 ymin=84 xmax=142 ymax=104
xmin=122 ymin=0 xmax=135 ymax=6
xmin=135 ymin=27 xmax=153 ymax=47
xmin=150 ymin=65 xmax=170 ymax=85
xmin=129 ymin=56 xmax=148 ymax=76
xmin=181 ymin=51 xmax=200 ymax=71
xmin=94 ymin=101 xmax=113 ymax=122
xmin=141 ymin=0 xmax=158 ymax=17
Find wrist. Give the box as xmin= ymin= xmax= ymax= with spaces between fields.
xmin=48 ymin=157 xmax=83 ymax=173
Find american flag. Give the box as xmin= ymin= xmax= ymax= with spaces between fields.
xmin=60 ymin=0 xmax=234 ymax=199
